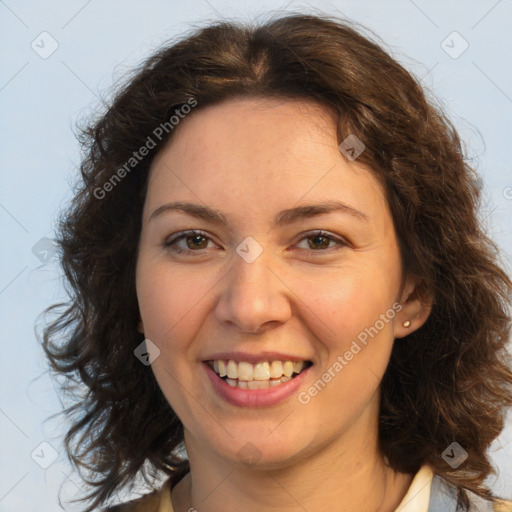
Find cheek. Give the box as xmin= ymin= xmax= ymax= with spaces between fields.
xmin=294 ymin=271 xmax=398 ymax=425
xmin=288 ymin=261 xmax=400 ymax=354
xmin=137 ymin=262 xmax=208 ymax=341
xmin=136 ymin=262 xmax=210 ymax=411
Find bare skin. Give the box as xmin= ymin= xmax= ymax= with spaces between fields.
xmin=135 ymin=97 xmax=431 ymax=512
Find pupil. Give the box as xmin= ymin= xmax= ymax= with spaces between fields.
xmin=188 ymin=235 xmax=206 ymax=249
xmin=310 ymin=235 xmax=328 ymax=249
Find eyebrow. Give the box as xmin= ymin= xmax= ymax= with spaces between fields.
xmin=148 ymin=200 xmax=369 ymax=226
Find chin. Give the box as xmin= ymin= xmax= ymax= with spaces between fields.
xmin=209 ymin=430 xmax=311 ymax=470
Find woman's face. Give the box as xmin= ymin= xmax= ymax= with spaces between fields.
xmin=136 ymin=97 xmax=422 ymax=469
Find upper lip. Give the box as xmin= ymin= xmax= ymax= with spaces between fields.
xmin=202 ymin=351 xmax=313 ymax=364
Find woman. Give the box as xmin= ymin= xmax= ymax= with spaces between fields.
xmin=40 ymin=12 xmax=512 ymax=512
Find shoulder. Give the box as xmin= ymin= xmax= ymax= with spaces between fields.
xmin=102 ymin=479 xmax=172 ymax=512
xmin=429 ymin=474 xmax=512 ymax=512
xmin=492 ymin=501 xmax=512 ymax=512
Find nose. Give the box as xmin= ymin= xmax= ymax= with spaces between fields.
xmin=214 ymin=247 xmax=292 ymax=334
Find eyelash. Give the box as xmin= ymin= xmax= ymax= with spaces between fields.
xmin=162 ymin=229 xmax=348 ymax=255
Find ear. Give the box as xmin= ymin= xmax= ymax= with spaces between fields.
xmin=394 ymin=276 xmax=432 ymax=339
xmin=137 ymin=314 xmax=145 ymax=334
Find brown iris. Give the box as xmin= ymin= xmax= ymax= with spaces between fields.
xmin=308 ymin=234 xmax=330 ymax=250
xmin=186 ymin=234 xmax=209 ymax=250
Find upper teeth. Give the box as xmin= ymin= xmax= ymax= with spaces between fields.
xmin=211 ymin=360 xmax=307 ymax=381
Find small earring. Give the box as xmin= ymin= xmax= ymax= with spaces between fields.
xmin=403 ymin=320 xmax=411 ymax=328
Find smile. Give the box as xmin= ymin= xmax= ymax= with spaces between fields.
xmin=205 ymin=359 xmax=313 ymax=389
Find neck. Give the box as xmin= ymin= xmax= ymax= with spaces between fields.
xmin=171 ymin=426 xmax=413 ymax=512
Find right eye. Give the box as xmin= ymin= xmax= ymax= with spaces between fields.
xmin=162 ymin=230 xmax=216 ymax=255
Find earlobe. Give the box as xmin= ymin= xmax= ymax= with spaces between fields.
xmin=137 ymin=317 xmax=145 ymax=334
xmin=394 ymin=277 xmax=433 ymax=339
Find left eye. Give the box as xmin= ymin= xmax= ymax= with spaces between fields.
xmin=296 ymin=231 xmax=346 ymax=251
xmin=162 ymin=230 xmax=346 ymax=255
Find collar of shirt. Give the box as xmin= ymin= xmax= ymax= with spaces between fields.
xmin=393 ymin=465 xmax=433 ymax=512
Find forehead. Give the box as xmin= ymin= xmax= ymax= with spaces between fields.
xmin=143 ymin=97 xmax=388 ymax=229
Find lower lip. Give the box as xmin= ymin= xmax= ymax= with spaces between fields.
xmin=203 ymin=362 xmax=312 ymax=407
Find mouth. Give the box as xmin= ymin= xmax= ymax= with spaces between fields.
xmin=204 ymin=359 xmax=314 ymax=389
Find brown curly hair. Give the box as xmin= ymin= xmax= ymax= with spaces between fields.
xmin=38 ymin=12 xmax=512 ymax=511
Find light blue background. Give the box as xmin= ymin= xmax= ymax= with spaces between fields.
xmin=1 ymin=1 xmax=511 ymax=510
